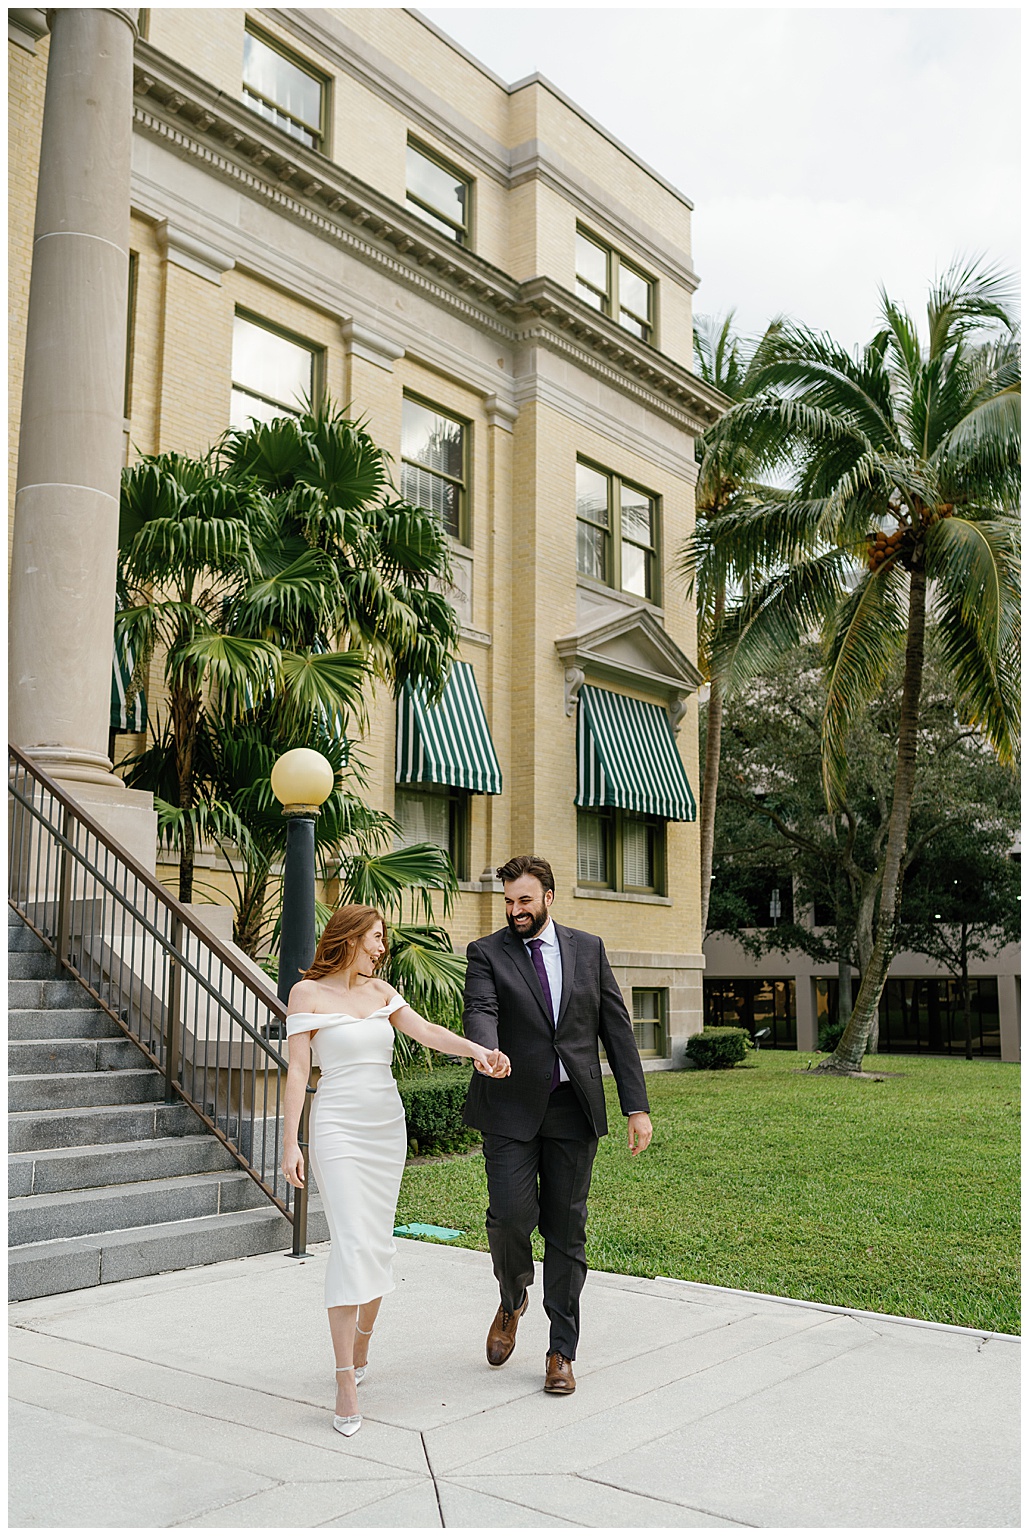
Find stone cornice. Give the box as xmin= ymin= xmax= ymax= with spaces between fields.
xmin=131 ymin=42 xmax=727 ymax=432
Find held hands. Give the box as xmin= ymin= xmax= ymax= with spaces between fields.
xmin=627 ymin=1112 xmax=653 ymax=1157
xmin=281 ymin=1144 xmax=305 ymax=1189
xmin=473 ymin=1046 xmax=512 ymax=1078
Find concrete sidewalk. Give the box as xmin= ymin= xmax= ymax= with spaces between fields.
xmin=9 ymin=1237 xmax=1019 ymax=1529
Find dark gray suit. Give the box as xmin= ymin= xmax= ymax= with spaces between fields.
xmin=462 ymin=921 xmax=649 ymax=1357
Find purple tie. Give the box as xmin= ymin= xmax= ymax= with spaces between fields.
xmin=528 ymin=938 xmax=562 ymax=1091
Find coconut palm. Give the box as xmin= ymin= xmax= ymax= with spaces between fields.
xmin=680 ymin=312 xmax=789 ymax=935
xmin=708 ymin=260 xmax=1020 ymax=1072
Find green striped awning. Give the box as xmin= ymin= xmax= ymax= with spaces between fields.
xmin=111 ymin=632 xmax=148 ymax=734
xmin=576 ymin=684 xmax=695 ymax=822
xmin=396 ymin=661 xmax=502 ymax=795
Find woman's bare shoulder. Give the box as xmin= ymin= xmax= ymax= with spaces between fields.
xmin=286 ymin=978 xmax=327 ymax=1015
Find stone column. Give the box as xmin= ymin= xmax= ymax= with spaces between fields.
xmin=10 ymin=8 xmax=156 ymax=864
xmin=997 ymin=973 xmax=1020 ymax=1063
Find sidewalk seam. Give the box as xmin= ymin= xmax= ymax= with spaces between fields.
xmin=420 ymin=1431 xmax=446 ymax=1528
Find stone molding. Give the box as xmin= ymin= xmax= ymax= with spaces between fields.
xmin=484 ymin=394 xmax=518 ymax=431
xmin=9 ymin=8 xmax=48 ymax=51
xmin=555 ymin=606 xmax=704 ymax=727
xmin=341 ymin=318 xmax=405 ymax=372
xmin=130 ymin=43 xmax=727 ymax=433
xmin=155 ymin=219 xmax=235 ymax=284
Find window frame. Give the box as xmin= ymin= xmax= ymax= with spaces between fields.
xmin=230 ymin=310 xmax=323 ymax=426
xmin=577 ymin=808 xmax=666 ymax=895
xmin=242 ymin=22 xmax=329 ymax=153
xmin=575 ymin=456 xmax=661 ymax=604
xmin=631 ymin=987 xmax=668 ymax=1058
xmin=401 ymin=392 xmax=471 ymax=547
xmin=406 ymin=138 xmax=473 ymax=248
xmin=575 ymin=225 xmax=656 ymax=346
xmin=393 ymin=783 xmax=470 ymax=882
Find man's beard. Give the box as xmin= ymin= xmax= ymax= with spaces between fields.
xmin=506 ymin=904 xmax=549 ymax=940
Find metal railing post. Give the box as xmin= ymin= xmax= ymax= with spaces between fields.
xmin=55 ymin=806 xmax=76 ymax=970
xmin=165 ymin=912 xmax=184 ymax=1104
xmin=289 ymin=1082 xmax=315 ymax=1258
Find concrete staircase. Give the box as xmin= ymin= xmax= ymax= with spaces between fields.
xmin=8 ymin=908 xmax=322 ymax=1301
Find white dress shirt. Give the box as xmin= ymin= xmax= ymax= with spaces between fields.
xmin=524 ymin=917 xmax=569 ymax=1083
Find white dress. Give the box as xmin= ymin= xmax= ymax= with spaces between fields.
xmin=286 ymin=997 xmax=408 ymax=1307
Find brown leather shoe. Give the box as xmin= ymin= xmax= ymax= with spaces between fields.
xmin=544 ymin=1351 xmax=576 ymax=1394
xmin=485 ymin=1292 xmax=529 ymax=1367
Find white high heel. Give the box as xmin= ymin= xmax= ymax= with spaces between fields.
xmin=332 ymin=1365 xmax=362 ymax=1437
xmin=354 ymin=1321 xmax=374 ymax=1385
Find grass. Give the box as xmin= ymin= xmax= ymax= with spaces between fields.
xmin=396 ymin=1051 xmax=1020 ymax=1335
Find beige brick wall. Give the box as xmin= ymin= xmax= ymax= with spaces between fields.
xmin=146 ymin=8 xmax=244 ymax=97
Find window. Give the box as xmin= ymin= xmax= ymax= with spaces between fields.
xmin=632 ymin=988 xmax=667 ymax=1057
xmin=575 ymin=228 xmax=654 ymax=343
xmin=576 ymin=460 xmax=659 ymax=600
xmin=242 ymin=26 xmax=325 ymax=151
xmin=577 ymin=810 xmax=665 ymax=894
xmin=401 ymin=396 xmax=468 ymax=542
xmin=394 ymin=786 xmax=469 ymax=881
xmin=230 ymin=314 xmax=318 ymax=428
xmin=705 ymin=979 xmax=797 ymax=1049
xmin=406 ymin=141 xmax=471 ymax=245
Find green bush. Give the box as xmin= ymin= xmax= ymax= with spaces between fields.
xmin=819 ymin=1017 xmax=846 ymax=1052
xmin=685 ymin=1027 xmax=750 ymax=1069
xmin=397 ymin=1064 xmax=480 ymax=1157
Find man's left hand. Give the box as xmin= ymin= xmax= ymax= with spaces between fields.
xmin=627 ymin=1112 xmax=653 ymax=1156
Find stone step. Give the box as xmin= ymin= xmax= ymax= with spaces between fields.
xmin=8 ymin=1101 xmax=204 ymax=1153
xmin=8 ymin=1206 xmax=290 ymax=1301
xmin=7 ymin=1007 xmax=121 ymax=1040
xmin=9 ymin=1069 xmax=165 ymax=1113
xmin=9 ymin=1135 xmax=240 ymax=1197
xmin=7 ymin=922 xmax=48 ymax=952
xmin=9 ymin=1036 xmax=147 ymax=1076
xmin=8 ymin=978 xmax=95 ymax=1009
xmin=9 ymin=1168 xmax=270 ymax=1247
xmin=7 ymin=950 xmax=61 ymax=980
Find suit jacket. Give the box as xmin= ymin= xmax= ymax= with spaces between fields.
xmin=462 ymin=921 xmax=650 ymax=1140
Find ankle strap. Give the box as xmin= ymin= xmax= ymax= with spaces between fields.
xmin=355 ymin=1324 xmax=374 ymax=1335
xmin=335 ymin=1364 xmax=355 ymax=1374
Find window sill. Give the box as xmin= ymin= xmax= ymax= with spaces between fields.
xmin=574 ymin=886 xmax=671 ymax=906
xmin=576 ymin=576 xmax=664 ymax=618
xmin=458 ymin=878 xmax=503 ymax=893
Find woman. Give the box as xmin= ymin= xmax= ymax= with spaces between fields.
xmin=281 ymin=904 xmax=511 ymax=1438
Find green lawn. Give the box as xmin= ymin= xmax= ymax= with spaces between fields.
xmin=397 ymin=1051 xmax=1020 ymax=1335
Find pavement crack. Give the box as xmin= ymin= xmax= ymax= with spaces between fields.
xmin=577 ymin=1472 xmax=758 ymax=1526
xmin=420 ymin=1431 xmax=446 ymax=1527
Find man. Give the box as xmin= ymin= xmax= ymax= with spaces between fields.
xmin=463 ymin=854 xmax=653 ymax=1395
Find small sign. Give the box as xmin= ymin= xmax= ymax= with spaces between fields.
xmin=394 ymin=1222 xmax=464 ymax=1240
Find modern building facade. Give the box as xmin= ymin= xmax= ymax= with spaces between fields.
xmin=10 ymin=9 xmax=726 ymax=1065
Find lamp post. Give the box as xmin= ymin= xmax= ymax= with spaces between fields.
xmin=270 ymin=748 xmax=335 ymax=1006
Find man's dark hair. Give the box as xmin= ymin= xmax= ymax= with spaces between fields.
xmin=496 ymin=854 xmax=555 ymax=895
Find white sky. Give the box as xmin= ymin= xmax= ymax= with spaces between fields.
xmin=419 ymin=6 xmax=1021 ymax=351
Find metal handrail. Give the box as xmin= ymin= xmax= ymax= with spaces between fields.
xmin=8 ymin=743 xmax=313 ymax=1255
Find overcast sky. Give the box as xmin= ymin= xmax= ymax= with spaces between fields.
xmin=420 ymin=6 xmax=1020 ymax=352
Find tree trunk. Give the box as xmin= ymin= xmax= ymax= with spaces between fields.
xmin=813 ymin=564 xmax=927 ymax=1075
xmin=171 ymin=672 xmax=201 ymax=905
xmin=837 ymin=952 xmax=853 ymax=1033
xmin=961 ymin=923 xmax=973 ymax=1062
xmin=700 ymin=674 xmax=724 ymax=937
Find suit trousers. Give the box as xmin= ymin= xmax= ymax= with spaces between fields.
xmin=482 ymin=1083 xmax=598 ymax=1360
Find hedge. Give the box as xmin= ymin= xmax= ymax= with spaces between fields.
xmin=685 ymin=1026 xmax=750 ymax=1069
xmin=396 ymin=1064 xmax=479 ymax=1156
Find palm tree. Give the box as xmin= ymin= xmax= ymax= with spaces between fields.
xmin=708 ymin=261 xmax=1020 ymax=1073
xmin=680 ymin=312 xmax=787 ymax=935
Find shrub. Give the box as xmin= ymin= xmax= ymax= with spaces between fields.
xmin=685 ymin=1027 xmax=750 ymax=1069
xmin=819 ymin=1017 xmax=846 ymax=1052
xmin=397 ymin=1064 xmax=480 ymax=1156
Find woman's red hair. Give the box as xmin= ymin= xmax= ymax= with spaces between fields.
xmin=303 ymin=905 xmax=387 ymax=981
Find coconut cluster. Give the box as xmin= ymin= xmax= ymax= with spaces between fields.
xmin=867 ymin=505 xmax=954 ymax=570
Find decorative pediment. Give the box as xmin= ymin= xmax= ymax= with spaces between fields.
xmin=555 ymin=608 xmax=704 ymax=732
